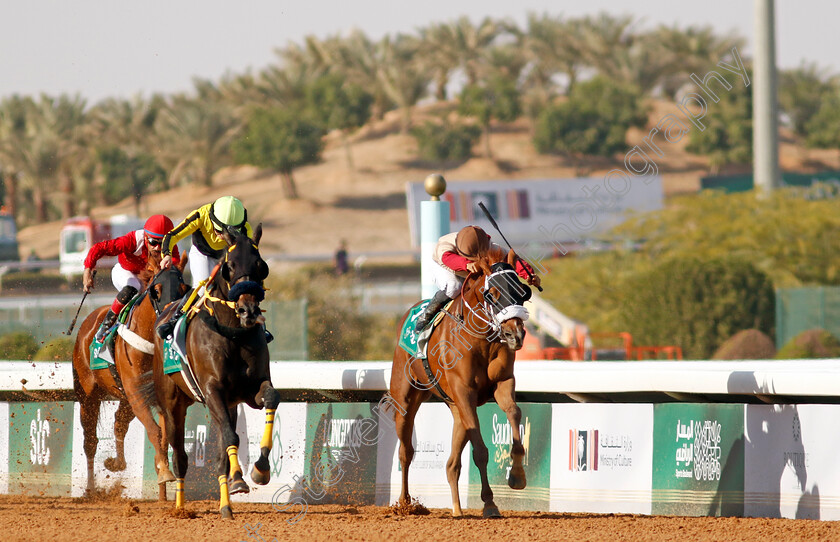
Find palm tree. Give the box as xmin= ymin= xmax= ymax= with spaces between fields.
xmin=154 ymin=95 xmax=241 ymax=187
xmin=416 ymin=22 xmax=464 ymax=101
xmin=521 ymin=12 xmax=585 ymax=102
xmin=448 ymin=16 xmax=507 ymax=86
xmin=333 ymin=29 xmax=396 ymax=121
xmin=654 ymin=24 xmax=745 ymax=98
xmin=0 ymin=95 xmax=34 ymax=219
xmin=375 ymin=33 xmax=430 ymax=132
xmin=1 ymin=94 xmax=88 ymax=223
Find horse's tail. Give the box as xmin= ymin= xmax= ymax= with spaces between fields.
xmin=137 ymin=370 xmax=159 ymax=411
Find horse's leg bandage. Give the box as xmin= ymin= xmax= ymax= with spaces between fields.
xmin=260 ymin=409 xmax=276 ymax=450
xmin=226 ymin=445 xmax=242 ymax=479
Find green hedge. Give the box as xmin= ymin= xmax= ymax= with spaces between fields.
xmin=0 ymin=331 xmax=40 ymax=360
xmin=34 ymin=337 xmax=76 ymax=362
xmin=616 ymin=258 xmax=775 ymax=359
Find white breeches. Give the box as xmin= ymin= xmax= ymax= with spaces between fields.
xmin=110 ymin=263 xmax=143 ymax=292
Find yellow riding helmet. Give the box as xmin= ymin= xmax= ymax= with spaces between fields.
xmin=211 ymin=196 xmax=246 ymax=229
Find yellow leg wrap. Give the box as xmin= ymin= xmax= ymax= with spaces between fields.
xmin=260 ymin=409 xmax=276 ymax=450
xmin=226 ymin=445 xmax=242 ymax=478
xmin=218 ymin=475 xmax=230 ymax=510
xmin=175 ymin=478 xmax=185 ymax=508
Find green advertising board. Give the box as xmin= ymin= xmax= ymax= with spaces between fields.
xmin=8 ymin=402 xmax=75 ymax=496
xmin=468 ymin=403 xmax=552 ymax=511
xmin=652 ymin=403 xmax=744 ymax=516
xmin=303 ymin=403 xmax=379 ymax=505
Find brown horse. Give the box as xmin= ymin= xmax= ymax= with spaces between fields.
xmin=389 ymin=248 xmax=534 ymax=518
xmin=72 ymin=257 xmax=189 ymax=499
xmin=149 ymin=226 xmax=278 ymax=519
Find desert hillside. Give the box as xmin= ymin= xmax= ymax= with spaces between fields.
xmin=18 ymin=101 xmax=840 ymax=263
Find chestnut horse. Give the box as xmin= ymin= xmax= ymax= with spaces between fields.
xmin=148 ymin=226 xmax=278 ymax=519
xmin=390 ymin=248 xmax=534 ymax=518
xmin=72 ymin=258 xmax=189 ymax=499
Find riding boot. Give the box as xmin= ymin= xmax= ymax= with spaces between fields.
xmin=95 ymin=310 xmax=117 ymax=343
xmin=414 ymin=290 xmax=451 ymax=333
xmin=156 ymin=295 xmax=188 ymax=340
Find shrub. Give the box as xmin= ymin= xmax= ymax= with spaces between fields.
xmin=712 ymin=329 xmax=777 ymax=360
xmin=0 ymin=331 xmax=40 ymax=360
xmin=34 ymin=337 xmax=75 ymax=362
xmin=617 ymin=257 xmax=775 ymax=359
xmin=776 ymin=329 xmax=840 ymax=359
xmin=533 ymin=77 xmax=647 ymax=158
xmin=411 ymin=120 xmax=481 ymax=162
xmin=266 ymin=268 xmax=400 ymax=361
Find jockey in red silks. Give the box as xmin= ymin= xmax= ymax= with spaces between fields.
xmin=83 ymin=214 xmax=180 ymax=342
xmin=414 ymin=225 xmax=540 ymax=332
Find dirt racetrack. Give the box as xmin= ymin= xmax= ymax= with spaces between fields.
xmin=1 ymin=494 xmax=839 ymax=542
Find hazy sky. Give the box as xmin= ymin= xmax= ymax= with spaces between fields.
xmin=1 ymin=1 xmax=836 ymax=104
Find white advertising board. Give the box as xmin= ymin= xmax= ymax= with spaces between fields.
xmin=550 ymin=403 xmax=653 ymax=514
xmin=745 ymin=404 xmax=840 ymax=520
xmin=70 ymin=401 xmax=147 ymax=498
xmin=231 ymin=403 xmax=307 ymax=505
xmin=376 ymin=402 xmax=470 ymax=509
xmin=406 ymin=177 xmax=663 ymax=249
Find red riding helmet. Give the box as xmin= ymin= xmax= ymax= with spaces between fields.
xmin=144 ymin=214 xmax=174 ymax=239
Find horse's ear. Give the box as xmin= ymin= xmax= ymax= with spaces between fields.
xmin=507 ymin=249 xmax=517 ymax=267
xmin=254 ymin=223 xmax=262 ymax=245
xmin=177 ymin=251 xmax=189 ymax=272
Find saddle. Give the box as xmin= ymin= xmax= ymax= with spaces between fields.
xmin=89 ymin=294 xmax=144 ymax=370
xmin=398 ymin=299 xmax=454 ymax=359
xmin=160 ymin=298 xmax=207 ymax=404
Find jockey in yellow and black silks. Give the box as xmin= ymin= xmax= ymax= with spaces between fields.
xmin=159 ymin=195 xmax=254 ymax=289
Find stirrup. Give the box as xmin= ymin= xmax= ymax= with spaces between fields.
xmin=157 ymin=316 xmax=178 ymax=340
xmin=95 ymin=321 xmax=112 ymax=343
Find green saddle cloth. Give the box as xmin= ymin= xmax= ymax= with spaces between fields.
xmin=89 ymin=326 xmax=118 ymax=370
xmin=398 ymin=300 xmax=430 ymax=358
xmin=162 ymin=313 xmax=189 ymax=375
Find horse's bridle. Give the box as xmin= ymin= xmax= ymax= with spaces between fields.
xmin=458 ymin=264 xmax=530 ymax=343
xmin=148 ymin=266 xmax=186 ymax=316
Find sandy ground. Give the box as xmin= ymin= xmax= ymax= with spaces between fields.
xmin=1 ymin=494 xmax=839 ymax=542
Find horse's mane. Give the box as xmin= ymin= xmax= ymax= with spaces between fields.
xmin=475 ymin=246 xmax=507 ymax=276
xmin=138 ymin=254 xmax=162 ymax=287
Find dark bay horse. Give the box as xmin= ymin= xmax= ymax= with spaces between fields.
xmin=72 ymin=258 xmax=189 ymax=499
xmin=149 ymin=226 xmax=278 ymax=519
xmin=390 ymin=248 xmax=534 ymax=518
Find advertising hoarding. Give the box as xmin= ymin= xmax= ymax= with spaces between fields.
xmin=550 ymin=403 xmax=654 ymax=514
xmin=652 ymin=403 xmax=744 ymax=516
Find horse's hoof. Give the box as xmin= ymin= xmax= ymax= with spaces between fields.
xmin=229 ymin=478 xmax=250 ymax=495
xmin=104 ymin=457 xmax=126 ymax=472
xmin=507 ymin=472 xmax=527 ymax=490
xmin=220 ymin=505 xmax=233 ymax=520
xmin=451 ymin=509 xmax=463 ymax=518
xmin=157 ymin=468 xmax=176 ymax=484
xmin=250 ymin=461 xmax=270 ymax=485
xmin=482 ymin=505 xmax=502 ymax=519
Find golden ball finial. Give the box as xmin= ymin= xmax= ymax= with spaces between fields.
xmin=424 ymin=173 xmax=447 ymax=201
